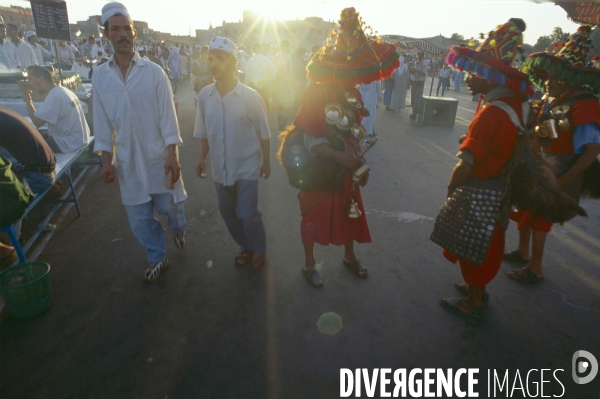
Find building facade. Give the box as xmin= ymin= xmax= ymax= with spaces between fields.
xmin=0 ymin=5 xmax=35 ymax=32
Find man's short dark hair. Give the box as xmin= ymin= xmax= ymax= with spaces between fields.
xmin=89 ymin=36 xmax=95 ymax=41
xmin=6 ymin=23 xmax=18 ymax=31
xmin=27 ymin=65 xmax=54 ymax=84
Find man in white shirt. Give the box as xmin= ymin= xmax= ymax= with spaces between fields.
xmin=6 ymin=24 xmax=37 ymax=69
xmin=358 ymin=80 xmax=382 ymax=135
xmin=94 ymin=2 xmax=187 ymax=282
xmin=25 ymin=31 xmax=53 ymax=65
xmin=272 ymin=40 xmax=293 ymax=129
xmin=22 ymin=65 xmax=90 ymax=154
xmin=68 ymin=41 xmax=80 ymax=58
xmin=245 ymin=42 xmax=277 ymax=109
xmin=55 ymin=40 xmax=75 ymax=62
xmin=436 ymin=63 xmax=450 ymax=97
xmin=5 ymin=24 xmax=36 ymax=69
xmin=0 ymin=19 xmax=17 ymax=69
xmin=92 ymin=38 xmax=106 ymax=59
xmin=81 ymin=36 xmax=95 ymax=58
xmin=195 ymin=36 xmax=271 ymax=271
xmin=139 ymin=49 xmax=149 ymax=61
xmin=409 ymin=52 xmax=430 ymax=120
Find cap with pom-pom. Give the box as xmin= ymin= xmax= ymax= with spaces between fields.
xmin=523 ymin=25 xmax=600 ymax=94
xmin=445 ymin=19 xmax=534 ymax=98
xmin=306 ymin=7 xmax=400 ymax=86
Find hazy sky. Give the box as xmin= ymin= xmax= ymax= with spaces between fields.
xmin=9 ymin=0 xmax=583 ymax=45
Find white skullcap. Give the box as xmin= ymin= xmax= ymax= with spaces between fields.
xmin=25 ymin=31 xmax=36 ymax=38
xmin=101 ymin=2 xmax=130 ymax=25
xmin=209 ymin=36 xmax=236 ymax=55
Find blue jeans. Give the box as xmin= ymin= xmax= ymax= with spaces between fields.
xmin=436 ymin=77 xmax=447 ymax=96
xmin=214 ymin=180 xmax=266 ymax=254
xmin=15 ymin=171 xmax=55 ymax=194
xmin=454 ymin=76 xmax=462 ymax=91
xmin=124 ymin=193 xmax=186 ymax=263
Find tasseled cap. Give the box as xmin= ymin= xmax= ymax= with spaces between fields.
xmin=306 ymin=7 xmax=400 ymax=86
xmin=523 ymin=25 xmax=600 ymax=94
xmin=446 ymin=18 xmax=534 ymax=98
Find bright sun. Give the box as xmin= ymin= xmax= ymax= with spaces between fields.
xmin=252 ymin=5 xmax=291 ymax=22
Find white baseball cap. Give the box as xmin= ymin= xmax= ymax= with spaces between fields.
xmin=209 ymin=36 xmax=237 ymax=55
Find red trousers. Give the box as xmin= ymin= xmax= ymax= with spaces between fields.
xmin=443 ymin=225 xmax=505 ymax=286
xmin=510 ymin=210 xmax=553 ymax=233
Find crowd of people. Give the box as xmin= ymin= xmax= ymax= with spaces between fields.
xmin=1 ymin=3 xmax=599 ymax=323
xmin=0 ymin=13 xmax=209 ymax=86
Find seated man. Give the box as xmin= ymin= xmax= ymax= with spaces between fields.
xmin=0 ymin=106 xmax=57 ymax=262
xmin=0 ymin=106 xmax=56 ymax=194
xmin=22 ymin=65 xmax=90 ymax=154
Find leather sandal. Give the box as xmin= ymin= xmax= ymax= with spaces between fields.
xmin=234 ymin=250 xmax=253 ymax=267
xmin=302 ymin=266 xmax=323 ymax=288
xmin=251 ymin=251 xmax=267 ymax=271
xmin=343 ymin=259 xmax=368 ymax=278
xmin=453 ymin=281 xmax=489 ymax=304
xmin=503 ymin=250 xmax=530 ymax=265
xmin=440 ymin=297 xmax=485 ymax=319
xmin=507 ymin=267 xmax=543 ymax=284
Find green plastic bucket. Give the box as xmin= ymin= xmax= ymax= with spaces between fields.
xmin=0 ymin=262 xmax=53 ymax=318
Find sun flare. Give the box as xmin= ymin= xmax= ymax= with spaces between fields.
xmin=250 ymin=5 xmax=291 ymax=22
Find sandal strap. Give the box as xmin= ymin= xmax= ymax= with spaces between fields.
xmin=235 ymin=250 xmax=253 ymax=266
xmin=509 ymin=267 xmax=543 ymax=283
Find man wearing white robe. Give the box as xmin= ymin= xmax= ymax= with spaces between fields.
xmin=92 ymin=39 xmax=106 ymax=59
xmin=358 ymin=80 xmax=382 ymax=135
xmin=93 ymin=2 xmax=187 ymax=282
xmin=390 ymin=56 xmax=409 ymax=111
xmin=25 ymin=32 xmax=53 ymax=65
xmin=0 ymin=19 xmax=18 ymax=69
xmin=5 ymin=24 xmax=37 ymax=69
xmin=3 ymin=24 xmax=28 ymax=70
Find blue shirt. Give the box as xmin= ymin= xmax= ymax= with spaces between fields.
xmin=573 ymin=123 xmax=600 ymax=154
xmin=544 ymin=92 xmax=600 ymax=154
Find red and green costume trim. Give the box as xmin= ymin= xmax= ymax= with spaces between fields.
xmin=446 ymin=45 xmax=534 ymax=98
xmin=306 ymin=7 xmax=401 ymax=86
xmin=523 ymin=53 xmax=600 ymax=94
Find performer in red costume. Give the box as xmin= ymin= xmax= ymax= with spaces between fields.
xmin=432 ymin=19 xmax=535 ymax=318
xmin=506 ymin=25 xmax=600 ymax=283
xmin=277 ymin=7 xmax=399 ymax=287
